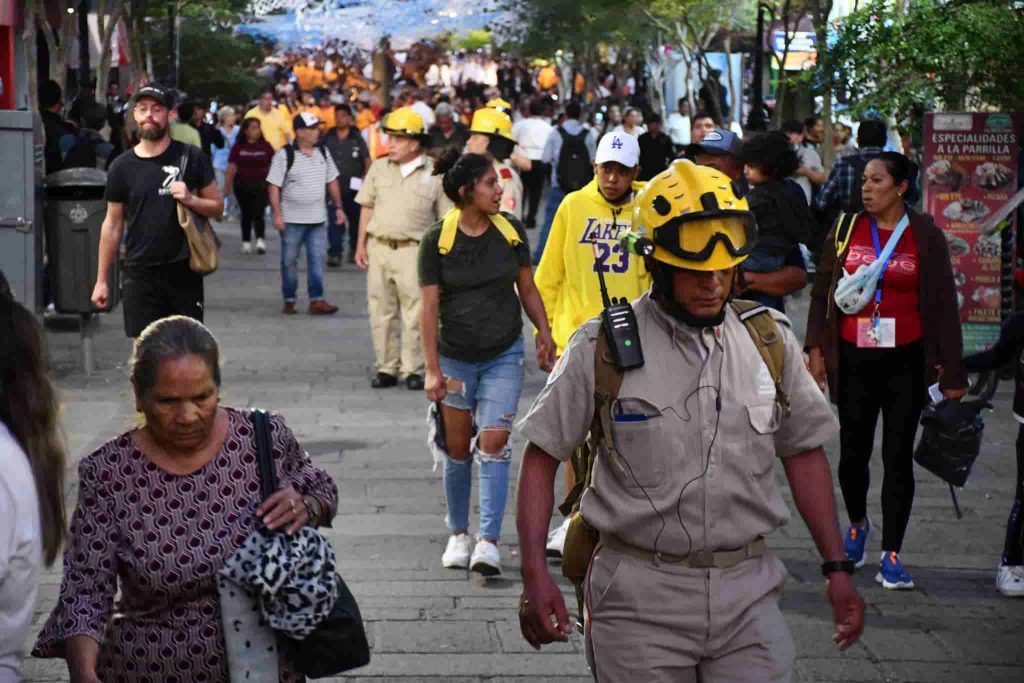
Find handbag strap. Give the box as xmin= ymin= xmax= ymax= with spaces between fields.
xmin=178 ymin=144 xmax=190 ymax=183
xmin=251 ymin=409 xmax=279 ymax=500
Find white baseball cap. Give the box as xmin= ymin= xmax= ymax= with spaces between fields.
xmin=595 ymin=132 xmax=640 ymax=168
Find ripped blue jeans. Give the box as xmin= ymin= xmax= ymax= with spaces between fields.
xmin=439 ymin=336 xmax=525 ymax=540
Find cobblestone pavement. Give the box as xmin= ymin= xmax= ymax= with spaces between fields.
xmin=21 ymin=221 xmax=1024 ymax=682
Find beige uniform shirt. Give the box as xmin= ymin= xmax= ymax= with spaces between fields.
xmin=517 ymin=292 xmax=839 ymax=556
xmin=495 ymin=159 xmax=524 ymax=221
xmin=355 ymin=155 xmax=452 ymax=241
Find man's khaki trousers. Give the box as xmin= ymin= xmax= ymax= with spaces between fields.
xmin=366 ymin=238 xmax=423 ymax=377
xmin=584 ymin=545 xmax=795 ymax=682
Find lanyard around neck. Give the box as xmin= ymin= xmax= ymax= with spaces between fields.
xmin=869 ymin=213 xmax=910 ymax=305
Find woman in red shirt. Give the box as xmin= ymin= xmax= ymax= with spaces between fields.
xmin=225 ymin=118 xmax=275 ymax=254
xmin=806 ymin=152 xmax=966 ymax=591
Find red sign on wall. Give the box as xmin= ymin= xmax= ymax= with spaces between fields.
xmin=923 ymin=112 xmax=1022 ymax=352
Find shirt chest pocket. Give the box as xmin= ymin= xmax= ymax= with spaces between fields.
xmin=410 ymin=183 xmax=437 ymax=216
xmin=604 ymin=397 xmax=668 ymax=489
xmin=746 ymin=402 xmax=781 ymax=477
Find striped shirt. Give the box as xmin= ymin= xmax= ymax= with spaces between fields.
xmin=266 ymin=145 xmax=340 ymax=224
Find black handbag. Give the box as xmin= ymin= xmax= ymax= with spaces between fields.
xmin=251 ymin=410 xmax=371 ymax=677
xmin=913 ymin=398 xmax=987 ymax=518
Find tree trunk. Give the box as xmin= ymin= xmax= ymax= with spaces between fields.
xmin=811 ymin=0 xmax=835 ymax=167
xmin=123 ymin=1 xmax=144 ymax=89
xmin=372 ymin=38 xmax=393 ymax=108
xmin=723 ymin=30 xmax=738 ymax=126
xmin=22 ymin=0 xmax=39 ymax=112
xmin=37 ymin=0 xmax=66 ymax=91
xmin=95 ymin=0 xmax=126 ymax=105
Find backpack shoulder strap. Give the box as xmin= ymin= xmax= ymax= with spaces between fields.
xmin=438 ymin=210 xmax=523 ymax=255
xmin=730 ymin=300 xmax=790 ymax=416
xmin=557 ymin=326 xmax=624 ymax=517
xmin=834 ymin=211 xmax=860 ymax=256
xmin=438 ymin=209 xmax=460 ymax=254
xmin=490 ymin=213 xmax=523 ymax=248
xmin=593 ymin=326 xmax=626 ymax=442
xmin=284 ymin=143 xmax=295 ymax=174
xmin=178 ymin=143 xmax=190 ymax=182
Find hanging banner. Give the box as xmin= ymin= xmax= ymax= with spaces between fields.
xmin=923 ymin=112 xmax=1022 ymax=352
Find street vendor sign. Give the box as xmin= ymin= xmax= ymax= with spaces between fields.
xmin=923 ymin=112 xmax=1022 ymax=352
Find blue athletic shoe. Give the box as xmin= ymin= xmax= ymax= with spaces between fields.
xmin=843 ymin=518 xmax=871 ymax=568
xmin=876 ymin=551 xmax=915 ymax=590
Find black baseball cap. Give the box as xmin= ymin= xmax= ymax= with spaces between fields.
xmin=293 ymin=112 xmax=320 ymax=131
xmin=685 ymin=128 xmax=742 ymax=158
xmin=131 ymin=83 xmax=175 ymax=109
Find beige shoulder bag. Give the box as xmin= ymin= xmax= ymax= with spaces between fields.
xmin=177 ymin=147 xmax=221 ymax=274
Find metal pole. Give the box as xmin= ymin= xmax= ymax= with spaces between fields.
xmin=167 ymin=2 xmax=176 ymax=87
xmin=77 ymin=0 xmax=91 ymax=98
xmin=80 ymin=313 xmax=94 ymax=375
xmin=746 ymin=4 xmax=766 ymax=132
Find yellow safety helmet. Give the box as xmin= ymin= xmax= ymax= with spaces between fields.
xmin=632 ymin=159 xmax=757 ymax=272
xmin=470 ymin=107 xmax=516 ymax=142
xmin=381 ymin=107 xmax=426 ymax=139
xmin=486 ymin=97 xmax=513 ymax=115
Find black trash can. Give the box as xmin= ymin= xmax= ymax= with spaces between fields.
xmin=44 ymin=167 xmax=119 ymax=314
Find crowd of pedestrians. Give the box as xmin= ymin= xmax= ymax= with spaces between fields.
xmin=4 ymin=42 xmax=1023 ymax=683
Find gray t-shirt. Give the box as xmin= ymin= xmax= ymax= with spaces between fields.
xmin=0 ymin=423 xmax=41 ymax=682
xmin=266 ymin=145 xmax=340 ymax=224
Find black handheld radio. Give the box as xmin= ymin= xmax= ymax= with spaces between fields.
xmin=592 ymin=239 xmax=644 ymax=370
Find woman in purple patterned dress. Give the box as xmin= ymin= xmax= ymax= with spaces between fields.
xmin=33 ymin=316 xmax=338 ymax=683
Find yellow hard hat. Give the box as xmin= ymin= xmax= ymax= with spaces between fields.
xmin=633 ymin=159 xmax=756 ymax=272
xmin=486 ymin=97 xmax=512 ymax=114
xmin=470 ymin=107 xmax=516 ymax=143
xmin=381 ymin=107 xmax=426 ymax=138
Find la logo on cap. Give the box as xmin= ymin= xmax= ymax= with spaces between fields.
xmin=705 ymin=131 xmax=724 ymax=142
xmin=611 ymin=136 xmax=624 ymax=150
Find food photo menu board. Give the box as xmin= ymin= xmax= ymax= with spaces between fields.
xmin=923 ymin=112 xmax=1022 ymax=351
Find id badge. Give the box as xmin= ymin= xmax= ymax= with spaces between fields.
xmin=856 ymin=318 xmax=896 ymax=348
xmin=349 ymin=177 xmax=363 ymax=191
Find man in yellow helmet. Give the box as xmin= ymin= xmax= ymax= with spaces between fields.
xmin=466 ymin=107 xmax=524 ymax=221
xmin=515 ymin=159 xmax=865 ymax=680
xmin=355 ymin=107 xmax=453 ymax=390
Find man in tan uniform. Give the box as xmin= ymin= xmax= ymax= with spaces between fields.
xmin=515 ymin=160 xmax=865 ymax=681
xmin=464 ymin=106 xmax=524 ymax=221
xmin=355 ymin=107 xmax=452 ymax=390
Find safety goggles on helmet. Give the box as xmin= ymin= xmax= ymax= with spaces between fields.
xmin=651 ymin=202 xmax=757 ymax=263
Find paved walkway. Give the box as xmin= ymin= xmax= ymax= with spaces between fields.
xmin=22 ymin=220 xmax=1024 ymax=682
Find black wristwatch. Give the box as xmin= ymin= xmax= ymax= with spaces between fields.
xmin=820 ymin=560 xmax=856 ymax=576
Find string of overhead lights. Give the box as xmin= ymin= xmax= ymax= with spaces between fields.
xmin=240 ymin=0 xmax=509 ymax=49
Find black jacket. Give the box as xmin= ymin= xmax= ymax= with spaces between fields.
xmin=748 ymin=178 xmax=817 ymax=250
xmin=964 ymin=311 xmax=1024 ymax=419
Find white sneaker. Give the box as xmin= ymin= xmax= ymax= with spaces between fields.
xmin=441 ymin=533 xmax=472 ymax=569
xmin=256 ymin=238 xmax=267 ymax=254
xmin=241 ymin=241 xmax=253 ymax=254
xmin=546 ymin=517 xmax=571 ymax=559
xmin=997 ymin=565 xmax=1024 ymax=597
xmin=470 ymin=538 xmax=502 ymax=577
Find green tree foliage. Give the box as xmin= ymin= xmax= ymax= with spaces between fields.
xmin=152 ymin=19 xmax=270 ymax=105
xmin=827 ymin=0 xmax=1024 ymax=119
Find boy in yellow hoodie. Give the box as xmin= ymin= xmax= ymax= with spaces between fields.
xmin=533 ymin=131 xmax=652 ymax=556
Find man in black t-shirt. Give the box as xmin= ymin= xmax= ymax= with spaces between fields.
xmin=91 ymin=83 xmax=223 ymax=337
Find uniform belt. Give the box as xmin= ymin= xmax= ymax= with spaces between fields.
xmin=602 ymin=535 xmax=766 ymax=569
xmin=373 ymin=236 xmax=419 ymax=249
